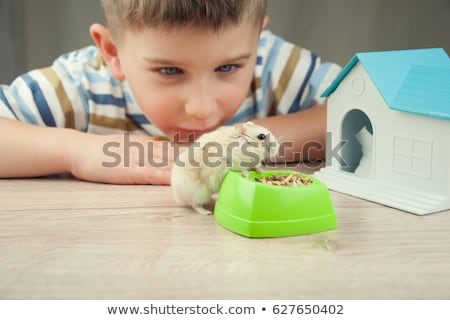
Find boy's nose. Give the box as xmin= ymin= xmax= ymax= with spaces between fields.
xmin=184 ymin=83 xmax=217 ymax=120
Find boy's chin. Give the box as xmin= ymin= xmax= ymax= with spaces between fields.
xmin=169 ymin=130 xmax=201 ymax=143
xmin=170 ymin=127 xmax=219 ymax=142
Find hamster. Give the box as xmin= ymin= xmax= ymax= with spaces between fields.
xmin=171 ymin=121 xmax=280 ymax=215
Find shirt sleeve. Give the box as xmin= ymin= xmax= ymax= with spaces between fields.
xmin=0 ymin=46 xmax=140 ymax=133
xmin=0 ymin=50 xmax=95 ymax=130
xmin=301 ymin=61 xmax=342 ymax=110
xmin=231 ymin=30 xmax=341 ymax=122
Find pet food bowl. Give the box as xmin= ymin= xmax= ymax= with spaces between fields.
xmin=214 ymin=170 xmax=337 ymax=238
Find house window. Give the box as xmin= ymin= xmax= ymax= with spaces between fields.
xmin=392 ymin=136 xmax=432 ymax=178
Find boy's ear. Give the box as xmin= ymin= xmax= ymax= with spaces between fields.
xmin=262 ymin=16 xmax=270 ymax=29
xmin=89 ymin=23 xmax=125 ymax=80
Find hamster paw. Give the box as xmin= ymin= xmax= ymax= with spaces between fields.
xmin=252 ymin=165 xmax=264 ymax=173
xmin=193 ymin=204 xmax=212 ymax=215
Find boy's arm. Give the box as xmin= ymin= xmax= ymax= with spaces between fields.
xmin=252 ymin=103 xmax=327 ymax=163
xmin=0 ymin=117 xmax=173 ymax=184
xmin=249 ymin=32 xmax=341 ymax=165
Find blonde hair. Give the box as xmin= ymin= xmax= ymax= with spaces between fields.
xmin=101 ymin=0 xmax=267 ymax=39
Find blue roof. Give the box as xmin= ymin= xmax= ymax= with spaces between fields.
xmin=321 ymin=48 xmax=450 ymax=120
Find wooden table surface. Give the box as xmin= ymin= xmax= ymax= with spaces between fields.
xmin=1 ymin=164 xmax=449 ymax=300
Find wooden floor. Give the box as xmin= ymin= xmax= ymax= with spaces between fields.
xmin=1 ymin=164 xmax=449 ymax=299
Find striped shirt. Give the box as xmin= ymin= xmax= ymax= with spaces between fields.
xmin=0 ymin=30 xmax=341 ymax=136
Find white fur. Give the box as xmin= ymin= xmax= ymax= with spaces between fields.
xmin=354 ymin=126 xmax=373 ymax=178
xmin=171 ymin=122 xmax=280 ymax=214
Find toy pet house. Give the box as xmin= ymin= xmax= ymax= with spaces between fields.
xmin=315 ymin=48 xmax=450 ymax=215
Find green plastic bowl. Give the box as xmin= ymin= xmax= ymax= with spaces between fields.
xmin=214 ymin=170 xmax=338 ymax=238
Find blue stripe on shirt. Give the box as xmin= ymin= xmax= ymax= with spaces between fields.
xmin=231 ymin=35 xmax=283 ymax=122
xmin=288 ymin=52 xmax=318 ymax=113
xmin=88 ymin=91 xmax=125 ymax=107
xmin=10 ymin=82 xmax=39 ymax=125
xmin=258 ymin=36 xmax=267 ymax=47
xmin=226 ymin=107 xmax=255 ymax=124
xmin=260 ymin=36 xmax=283 ymax=113
xmin=302 ymin=62 xmax=333 ymax=110
xmin=21 ymin=74 xmax=57 ymax=126
xmin=256 ymin=56 xmax=263 ymax=65
xmin=0 ymin=87 xmax=18 ymax=119
xmin=54 ymin=60 xmax=91 ymax=131
xmin=127 ymin=114 xmax=150 ymax=126
xmin=123 ymin=92 xmax=135 ymax=103
xmin=85 ymin=71 xmax=122 ymax=86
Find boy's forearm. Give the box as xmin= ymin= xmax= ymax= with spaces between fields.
xmin=0 ymin=117 xmax=75 ymax=178
xmin=252 ymin=103 xmax=327 ymax=162
xmin=0 ymin=117 xmax=173 ymax=184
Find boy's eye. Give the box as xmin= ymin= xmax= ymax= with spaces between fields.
xmin=216 ymin=64 xmax=236 ymax=73
xmin=159 ymin=67 xmax=181 ymax=76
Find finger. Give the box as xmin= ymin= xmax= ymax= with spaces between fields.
xmin=151 ymin=167 xmax=172 ymax=185
xmin=146 ymin=141 xmax=180 ymax=162
xmin=130 ymin=166 xmax=172 ymax=185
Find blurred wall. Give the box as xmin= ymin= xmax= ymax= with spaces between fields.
xmin=2 ymin=0 xmax=449 ymax=82
xmin=266 ymin=0 xmax=450 ymax=65
xmin=0 ymin=0 xmax=25 ymax=83
xmin=23 ymin=0 xmax=104 ymax=70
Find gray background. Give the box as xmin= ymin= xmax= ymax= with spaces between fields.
xmin=2 ymin=0 xmax=449 ymax=83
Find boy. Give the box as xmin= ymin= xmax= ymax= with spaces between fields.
xmin=0 ymin=0 xmax=340 ymax=185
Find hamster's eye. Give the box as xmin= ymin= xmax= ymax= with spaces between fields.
xmin=257 ymin=133 xmax=266 ymax=141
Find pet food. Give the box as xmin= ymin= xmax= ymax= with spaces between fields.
xmin=253 ymin=173 xmax=313 ymax=187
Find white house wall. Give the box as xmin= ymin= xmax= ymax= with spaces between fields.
xmin=326 ymin=63 xmax=384 ymax=170
xmin=375 ymin=109 xmax=449 ymax=198
xmin=326 ymin=62 xmax=449 ymax=198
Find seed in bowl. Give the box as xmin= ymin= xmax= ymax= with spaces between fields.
xmin=253 ymin=173 xmax=313 ymax=187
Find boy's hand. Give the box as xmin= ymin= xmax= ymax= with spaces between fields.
xmin=69 ymin=133 xmax=182 ymax=185
xmin=0 ymin=117 xmax=184 ymax=185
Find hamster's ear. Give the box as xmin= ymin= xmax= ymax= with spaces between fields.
xmin=89 ymin=23 xmax=125 ymax=81
xmin=232 ymin=125 xmax=242 ymax=138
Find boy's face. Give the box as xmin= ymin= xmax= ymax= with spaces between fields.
xmin=115 ymin=22 xmax=261 ymax=142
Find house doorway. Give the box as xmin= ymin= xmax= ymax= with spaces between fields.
xmin=341 ymin=109 xmax=374 ymax=177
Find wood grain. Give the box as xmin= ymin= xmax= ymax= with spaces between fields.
xmin=1 ymin=166 xmax=449 ymax=299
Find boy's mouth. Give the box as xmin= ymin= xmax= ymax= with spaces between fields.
xmin=172 ymin=126 xmax=218 ymax=142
